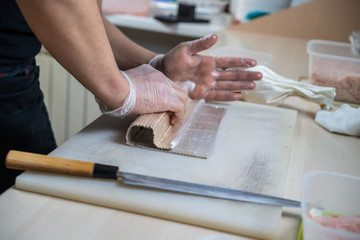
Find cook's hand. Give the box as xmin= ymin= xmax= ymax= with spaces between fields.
xmin=149 ymin=34 xmax=263 ymax=101
xmin=98 ymin=64 xmax=188 ymax=125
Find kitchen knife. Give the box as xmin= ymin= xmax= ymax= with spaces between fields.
xmin=6 ymin=150 xmax=300 ymax=208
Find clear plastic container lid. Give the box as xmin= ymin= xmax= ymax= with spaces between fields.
xmin=307 ymin=40 xmax=360 ymax=63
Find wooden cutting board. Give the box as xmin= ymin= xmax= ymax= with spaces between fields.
xmin=15 ymin=101 xmax=297 ymax=239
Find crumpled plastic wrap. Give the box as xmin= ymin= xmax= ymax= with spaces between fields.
xmin=241 ymin=65 xmax=336 ymax=110
xmin=315 ymin=104 xmax=360 ymax=137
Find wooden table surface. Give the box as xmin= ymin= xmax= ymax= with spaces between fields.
xmin=1 ymin=30 xmax=359 ymax=240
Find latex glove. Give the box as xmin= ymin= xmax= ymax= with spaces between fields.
xmin=149 ymin=34 xmax=262 ymax=101
xmin=98 ymin=64 xmax=188 ymax=125
xmin=241 ymin=65 xmax=336 ymax=110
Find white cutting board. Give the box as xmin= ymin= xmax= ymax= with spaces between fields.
xmin=16 ymin=101 xmax=297 ymax=240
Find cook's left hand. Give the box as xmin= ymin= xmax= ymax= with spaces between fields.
xmin=149 ymin=34 xmax=263 ymax=101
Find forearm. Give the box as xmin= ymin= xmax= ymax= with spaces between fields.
xmin=16 ymin=0 xmax=129 ymax=110
xmin=102 ymin=16 xmax=156 ymax=69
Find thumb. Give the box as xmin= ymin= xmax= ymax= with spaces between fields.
xmin=188 ymin=33 xmax=217 ymax=55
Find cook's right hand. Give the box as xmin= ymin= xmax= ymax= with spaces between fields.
xmin=99 ymin=64 xmax=188 ymax=125
xmin=127 ymin=64 xmax=188 ymax=124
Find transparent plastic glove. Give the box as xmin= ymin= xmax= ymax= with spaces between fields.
xmin=98 ymin=64 xmax=188 ymax=125
xmin=315 ymin=104 xmax=360 ymax=136
xmin=241 ymin=65 xmax=336 ymax=110
xmin=149 ymin=34 xmax=262 ymax=101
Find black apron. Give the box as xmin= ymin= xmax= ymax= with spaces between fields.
xmin=0 ymin=0 xmax=57 ymax=193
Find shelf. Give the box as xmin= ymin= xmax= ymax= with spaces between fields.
xmin=105 ymin=14 xmax=229 ymax=38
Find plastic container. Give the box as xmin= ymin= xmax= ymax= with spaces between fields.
xmin=307 ymin=40 xmax=360 ymax=104
xmin=301 ymin=171 xmax=360 ymax=240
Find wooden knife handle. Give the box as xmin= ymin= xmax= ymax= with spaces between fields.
xmin=5 ymin=150 xmax=118 ymax=179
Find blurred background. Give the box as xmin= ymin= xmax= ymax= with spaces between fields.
xmin=102 ymin=0 xmax=313 ymax=23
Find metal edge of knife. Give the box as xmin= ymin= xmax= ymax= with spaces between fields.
xmin=117 ymin=172 xmax=301 ymax=208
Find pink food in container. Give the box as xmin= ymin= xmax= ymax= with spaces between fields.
xmin=307 ymin=40 xmax=360 ymax=104
xmin=311 ymin=215 xmax=360 ymax=234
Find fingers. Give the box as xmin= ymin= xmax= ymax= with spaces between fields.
xmin=215 ymin=80 xmax=256 ymax=91
xmin=202 ymin=69 xmax=261 ymax=101
xmin=216 ymin=70 xmax=262 ymax=81
xmin=211 ymin=69 xmax=261 ymax=93
xmin=187 ymin=34 xmax=218 ymax=55
xmin=205 ymin=91 xmax=242 ymax=101
xmin=169 ymin=106 xmax=183 ymax=125
xmin=168 ymin=83 xmax=189 ymax=125
xmin=168 ymin=97 xmax=186 ymax=125
xmin=189 ymin=84 xmax=212 ymax=100
xmin=203 ymin=73 xmax=258 ymax=101
xmin=171 ymin=84 xmax=189 ymax=108
xmin=215 ymin=57 xmax=257 ymax=69
xmin=186 ymin=71 xmax=260 ymax=100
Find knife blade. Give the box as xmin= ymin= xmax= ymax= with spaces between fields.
xmin=6 ymin=150 xmax=300 ymax=208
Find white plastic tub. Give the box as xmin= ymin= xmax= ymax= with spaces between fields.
xmin=302 ymin=171 xmax=360 ymax=240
